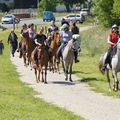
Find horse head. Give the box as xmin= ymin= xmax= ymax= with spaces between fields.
xmin=71 ymin=34 xmax=80 ymax=50
xmin=53 ymin=31 xmax=60 ymax=45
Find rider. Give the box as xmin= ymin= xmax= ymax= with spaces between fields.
xmin=28 ymin=23 xmax=36 ymax=42
xmin=71 ymin=22 xmax=80 ymax=63
xmin=56 ymin=23 xmax=73 ymax=63
xmin=61 ymin=18 xmax=69 ymax=26
xmin=33 ymin=27 xmax=47 ymax=67
xmin=101 ymin=24 xmax=119 ymax=72
xmin=18 ymin=24 xmax=28 ymax=57
xmin=47 ymin=20 xmax=58 ymax=46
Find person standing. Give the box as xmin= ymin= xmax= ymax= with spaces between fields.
xmin=8 ymin=29 xmax=18 ymax=57
xmin=0 ymin=40 xmax=4 ymax=55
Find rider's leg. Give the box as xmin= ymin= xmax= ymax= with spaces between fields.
xmin=56 ymin=43 xmax=64 ymax=63
xmin=74 ymin=50 xmax=79 ymax=63
xmin=34 ymin=47 xmax=38 ymax=64
xmin=101 ymin=48 xmax=113 ymax=71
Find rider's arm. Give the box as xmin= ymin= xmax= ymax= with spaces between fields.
xmin=107 ymin=36 xmax=115 ymax=45
xmin=35 ymin=39 xmax=41 ymax=46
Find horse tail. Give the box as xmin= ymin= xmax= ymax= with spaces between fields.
xmin=98 ymin=54 xmax=105 ymax=74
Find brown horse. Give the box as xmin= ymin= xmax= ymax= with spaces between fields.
xmin=31 ymin=45 xmax=49 ymax=83
xmin=49 ymin=30 xmax=60 ymax=73
xmin=21 ymin=31 xmax=35 ymax=66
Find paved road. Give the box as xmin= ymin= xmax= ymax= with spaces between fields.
xmin=11 ymin=26 xmax=120 ymax=120
xmin=0 ymin=17 xmax=61 ymax=29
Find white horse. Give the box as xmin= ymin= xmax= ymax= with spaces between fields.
xmin=99 ymin=38 xmax=120 ymax=91
xmin=62 ymin=34 xmax=80 ymax=81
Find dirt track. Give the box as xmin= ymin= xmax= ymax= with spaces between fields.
xmin=11 ymin=26 xmax=120 ymax=120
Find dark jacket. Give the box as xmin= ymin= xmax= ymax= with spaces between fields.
xmin=8 ymin=32 xmax=18 ymax=45
xmin=71 ymin=26 xmax=79 ymax=34
xmin=0 ymin=42 xmax=4 ymax=49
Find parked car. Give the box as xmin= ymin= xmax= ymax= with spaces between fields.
xmin=43 ymin=11 xmax=55 ymax=22
xmin=1 ymin=14 xmax=20 ymax=24
xmin=62 ymin=14 xmax=85 ymax=24
xmin=80 ymin=8 xmax=90 ymax=16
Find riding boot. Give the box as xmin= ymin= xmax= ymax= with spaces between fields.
xmin=74 ymin=50 xmax=79 ymax=63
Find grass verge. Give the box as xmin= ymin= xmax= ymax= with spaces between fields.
xmin=73 ymin=26 xmax=120 ymax=98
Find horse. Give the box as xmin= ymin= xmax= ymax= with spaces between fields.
xmin=21 ymin=31 xmax=35 ymax=66
xmin=31 ymin=45 xmax=49 ymax=83
xmin=99 ymin=38 xmax=120 ymax=91
xmin=61 ymin=34 xmax=80 ymax=81
xmin=49 ymin=30 xmax=60 ymax=73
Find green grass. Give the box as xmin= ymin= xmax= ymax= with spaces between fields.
xmin=73 ymin=26 xmax=120 ymax=98
xmin=0 ymin=29 xmax=84 ymax=120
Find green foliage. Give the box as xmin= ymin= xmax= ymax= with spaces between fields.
xmin=93 ymin=0 xmax=114 ymax=27
xmin=38 ymin=0 xmax=58 ymax=15
xmin=60 ymin=0 xmax=85 ymax=12
xmin=93 ymin=0 xmax=120 ymax=27
xmin=112 ymin=0 xmax=120 ymax=25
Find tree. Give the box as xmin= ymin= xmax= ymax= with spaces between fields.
xmin=112 ymin=0 xmax=120 ymax=25
xmin=38 ymin=0 xmax=58 ymax=15
xmin=60 ymin=0 xmax=85 ymax=12
xmin=93 ymin=0 xmax=120 ymax=27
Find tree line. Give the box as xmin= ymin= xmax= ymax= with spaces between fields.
xmin=38 ymin=0 xmax=120 ymax=27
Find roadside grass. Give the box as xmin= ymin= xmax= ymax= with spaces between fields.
xmin=73 ymin=26 xmax=120 ymax=98
xmin=0 ymin=29 xmax=84 ymax=119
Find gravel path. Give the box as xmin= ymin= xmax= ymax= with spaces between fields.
xmin=11 ymin=26 xmax=120 ymax=120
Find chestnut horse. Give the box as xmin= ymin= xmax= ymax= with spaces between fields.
xmin=49 ymin=30 xmax=60 ymax=73
xmin=31 ymin=45 xmax=49 ymax=83
xmin=21 ymin=32 xmax=35 ymax=66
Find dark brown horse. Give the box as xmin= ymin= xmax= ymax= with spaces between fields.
xmin=21 ymin=31 xmax=35 ymax=66
xmin=49 ymin=30 xmax=60 ymax=73
xmin=31 ymin=45 xmax=49 ymax=83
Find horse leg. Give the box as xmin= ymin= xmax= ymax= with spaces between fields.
xmin=41 ymin=68 xmax=44 ymax=83
xmin=105 ymin=69 xmax=112 ymax=91
xmin=69 ymin=63 xmax=73 ymax=82
xmin=44 ymin=66 xmax=47 ymax=84
xmin=64 ymin=64 xmax=68 ymax=81
xmin=23 ymin=56 xmax=26 ymax=66
xmin=38 ymin=69 xmax=41 ymax=82
xmin=34 ymin=68 xmax=38 ymax=83
xmin=62 ymin=60 xmax=65 ymax=73
xmin=112 ymin=71 xmax=119 ymax=92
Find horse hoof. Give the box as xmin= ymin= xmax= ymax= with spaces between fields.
xmin=36 ymin=80 xmax=39 ymax=83
xmin=44 ymin=81 xmax=47 ymax=84
xmin=41 ymin=80 xmax=44 ymax=83
xmin=65 ymin=78 xmax=68 ymax=81
xmin=113 ymin=88 xmax=118 ymax=92
xmin=70 ymin=79 xmax=73 ymax=82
